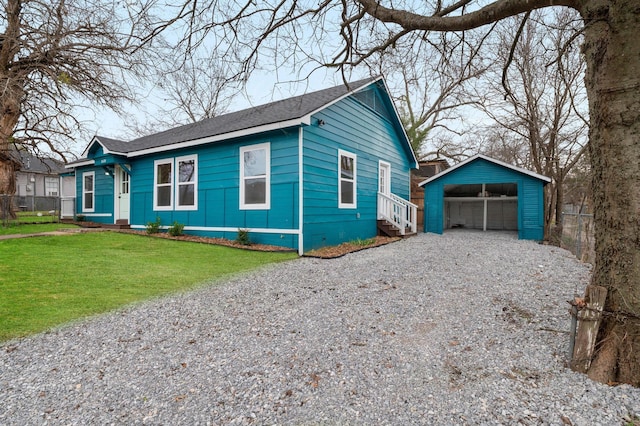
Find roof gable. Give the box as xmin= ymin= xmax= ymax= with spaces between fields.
xmin=71 ymin=77 xmax=416 ymax=167
xmin=418 ymin=154 xmax=550 ymax=186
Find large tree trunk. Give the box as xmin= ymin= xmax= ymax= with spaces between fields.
xmin=580 ymin=0 xmax=640 ymax=386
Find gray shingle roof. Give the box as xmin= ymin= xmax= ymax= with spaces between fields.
xmin=96 ymin=77 xmax=378 ymax=155
xmin=16 ymin=151 xmax=65 ymax=174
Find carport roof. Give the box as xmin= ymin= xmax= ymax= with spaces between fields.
xmin=417 ymin=154 xmax=551 ymax=187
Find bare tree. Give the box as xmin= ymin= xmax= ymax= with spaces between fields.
xmin=364 ymin=28 xmax=493 ymax=159
xmin=153 ymin=0 xmax=640 ymax=386
xmin=126 ymin=52 xmax=241 ymax=136
xmin=0 ymin=0 xmax=154 ymax=217
xmin=475 ymin=9 xmax=589 ymax=240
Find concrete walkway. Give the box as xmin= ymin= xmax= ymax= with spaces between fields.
xmin=0 ymin=228 xmax=106 ymax=240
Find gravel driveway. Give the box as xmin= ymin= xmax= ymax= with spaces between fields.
xmin=1 ymin=231 xmax=639 ymax=425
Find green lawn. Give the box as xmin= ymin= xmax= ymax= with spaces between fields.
xmin=7 ymin=211 xmax=61 ymax=224
xmin=0 ymin=232 xmax=298 ymax=341
xmin=0 ymin=223 xmax=79 ymax=235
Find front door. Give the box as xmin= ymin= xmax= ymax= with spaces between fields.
xmin=116 ymin=166 xmax=130 ymax=223
xmin=379 ymin=161 xmax=391 ymax=195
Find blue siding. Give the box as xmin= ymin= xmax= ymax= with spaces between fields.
xmin=423 ymin=158 xmax=546 ymax=240
xmin=302 ymin=88 xmax=412 ymax=251
xmin=72 ymin=81 xmax=415 ymax=253
xmin=128 ymin=130 xmax=300 ymax=249
xmin=74 ymin=166 xmax=114 ymax=224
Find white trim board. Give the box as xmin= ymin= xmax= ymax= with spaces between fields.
xmin=418 ymin=154 xmax=551 ymax=187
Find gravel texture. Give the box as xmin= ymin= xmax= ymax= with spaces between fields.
xmin=1 ymin=231 xmax=639 ymax=425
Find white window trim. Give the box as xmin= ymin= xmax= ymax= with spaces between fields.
xmin=240 ymin=142 xmax=271 ymax=210
xmin=338 ymin=149 xmax=357 ymax=209
xmin=82 ymin=171 xmax=95 ymax=213
xmin=153 ymin=158 xmax=173 ymax=210
xmin=175 ymin=154 xmax=198 ymax=211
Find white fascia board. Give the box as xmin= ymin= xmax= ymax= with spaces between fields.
xmin=65 ymin=159 xmax=95 ymax=169
xmin=80 ymin=137 xmax=102 ymax=157
xmin=80 ymin=137 xmax=126 ymax=158
xmin=376 ymin=78 xmax=419 ymax=169
xmin=304 ymin=77 xmax=384 ymax=122
xmin=417 ymin=154 xmax=551 ymax=187
xmin=127 ymin=117 xmax=311 ymax=158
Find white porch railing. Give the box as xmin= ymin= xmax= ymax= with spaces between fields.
xmin=377 ymin=192 xmax=418 ymax=235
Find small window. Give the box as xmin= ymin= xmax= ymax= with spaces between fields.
xmin=240 ymin=143 xmax=270 ymax=210
xmin=82 ymin=172 xmax=95 ymax=212
xmin=154 ymin=159 xmax=173 ymax=210
xmin=176 ymin=155 xmax=197 ymax=210
xmin=45 ymin=176 xmax=59 ymax=196
xmin=338 ymin=150 xmax=356 ymax=208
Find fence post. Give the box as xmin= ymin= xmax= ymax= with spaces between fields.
xmin=576 ymin=214 xmax=582 ymax=260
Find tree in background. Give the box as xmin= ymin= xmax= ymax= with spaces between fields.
xmin=0 ymin=0 xmax=154 ymax=218
xmin=366 ymin=29 xmax=492 ymax=160
xmin=155 ymin=0 xmax=640 ymax=386
xmin=476 ymin=9 xmax=589 ymax=240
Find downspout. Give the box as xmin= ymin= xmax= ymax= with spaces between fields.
xmin=298 ymin=127 xmax=304 ymax=255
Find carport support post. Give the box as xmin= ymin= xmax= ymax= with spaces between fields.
xmin=482 ymin=184 xmax=487 ymax=232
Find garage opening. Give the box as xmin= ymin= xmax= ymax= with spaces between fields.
xmin=444 ymin=183 xmax=518 ymax=231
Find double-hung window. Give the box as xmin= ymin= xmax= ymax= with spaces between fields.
xmin=154 ymin=159 xmax=173 ymax=210
xmin=240 ymin=143 xmax=270 ymax=210
xmin=338 ymin=150 xmax=356 ymax=208
xmin=176 ymin=155 xmax=197 ymax=210
xmin=82 ymin=171 xmax=95 ymax=212
xmin=154 ymin=156 xmax=198 ymax=211
xmin=45 ymin=177 xmax=59 ymax=196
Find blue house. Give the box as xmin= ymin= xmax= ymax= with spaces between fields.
xmin=418 ymin=154 xmax=550 ymax=240
xmin=66 ymin=77 xmax=418 ymax=254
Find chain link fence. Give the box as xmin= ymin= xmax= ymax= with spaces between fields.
xmin=1 ymin=194 xmax=62 ymax=226
xmin=561 ymin=212 xmax=595 ymax=264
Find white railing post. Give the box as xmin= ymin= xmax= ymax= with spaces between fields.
xmin=378 ymin=192 xmax=418 ymax=236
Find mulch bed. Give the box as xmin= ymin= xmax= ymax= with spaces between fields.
xmin=304 ymin=236 xmax=400 ymax=259
xmin=73 ymin=221 xmax=400 ymax=257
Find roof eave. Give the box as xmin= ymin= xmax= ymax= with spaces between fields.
xmin=127 ymin=117 xmax=311 ymax=157
xmin=65 ymin=159 xmax=95 ymax=169
xmin=418 ymin=154 xmax=552 ymax=187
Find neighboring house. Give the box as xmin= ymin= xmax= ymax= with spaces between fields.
xmin=15 ymin=151 xmax=65 ymax=197
xmin=66 ymin=77 xmax=418 ymax=254
xmin=419 ymin=154 xmax=551 ymax=240
xmin=13 ymin=151 xmax=68 ymax=211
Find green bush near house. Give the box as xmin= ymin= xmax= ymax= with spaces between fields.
xmin=0 ymin=232 xmax=297 ymax=341
xmin=168 ymin=221 xmax=185 ymax=236
xmin=146 ymin=217 xmax=161 ymax=234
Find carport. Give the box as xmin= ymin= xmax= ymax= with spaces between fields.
xmin=419 ymin=154 xmax=551 ymax=240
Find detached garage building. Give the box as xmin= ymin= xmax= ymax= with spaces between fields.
xmin=419 ymin=154 xmax=551 ymax=240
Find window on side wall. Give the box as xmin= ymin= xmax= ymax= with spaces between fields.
xmin=45 ymin=176 xmax=59 ymax=196
xmin=82 ymin=171 xmax=95 ymax=212
xmin=176 ymin=155 xmax=197 ymax=210
xmin=338 ymin=150 xmax=356 ymax=208
xmin=154 ymin=159 xmax=173 ymax=210
xmin=240 ymin=143 xmax=270 ymax=210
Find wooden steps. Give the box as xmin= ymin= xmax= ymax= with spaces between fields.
xmin=377 ymin=219 xmax=416 ymax=238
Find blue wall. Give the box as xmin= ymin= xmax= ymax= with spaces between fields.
xmin=302 ymin=87 xmax=413 ymax=251
xmin=128 ymin=129 xmax=300 ymax=248
xmin=423 ymin=158 xmax=546 ymax=240
xmin=73 ymin=82 xmax=415 ymax=252
xmin=74 ymin=166 xmax=114 ymax=224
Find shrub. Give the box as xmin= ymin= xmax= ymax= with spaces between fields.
xmin=168 ymin=221 xmax=184 ymax=236
xmin=236 ymin=228 xmax=251 ymax=245
xmin=75 ymin=214 xmax=85 ymax=222
xmin=146 ymin=217 xmax=161 ymax=234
